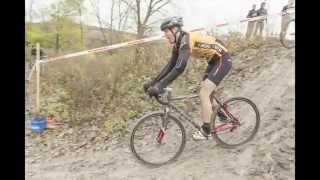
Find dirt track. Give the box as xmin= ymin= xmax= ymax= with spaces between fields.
xmin=26 ymin=41 xmax=295 ymax=180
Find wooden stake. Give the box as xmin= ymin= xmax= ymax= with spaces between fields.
xmin=36 ymin=43 xmax=40 ymax=115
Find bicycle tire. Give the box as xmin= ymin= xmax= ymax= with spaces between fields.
xmin=212 ymin=97 xmax=260 ymax=148
xmin=130 ymin=111 xmax=186 ymax=166
xmin=280 ymin=19 xmax=295 ymax=49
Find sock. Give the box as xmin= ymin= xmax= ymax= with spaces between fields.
xmin=201 ymin=122 xmax=211 ymax=135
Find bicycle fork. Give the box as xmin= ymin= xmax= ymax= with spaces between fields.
xmin=156 ymin=106 xmax=170 ymax=144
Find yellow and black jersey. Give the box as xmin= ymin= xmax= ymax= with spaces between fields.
xmin=153 ymin=31 xmax=230 ymax=87
xmin=188 ymin=32 xmax=228 ymax=60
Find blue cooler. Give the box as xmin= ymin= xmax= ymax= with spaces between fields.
xmin=30 ymin=118 xmax=47 ymax=133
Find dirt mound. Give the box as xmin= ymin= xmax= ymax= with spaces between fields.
xmin=26 ymin=40 xmax=295 ymax=180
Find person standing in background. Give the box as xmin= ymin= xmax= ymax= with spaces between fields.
xmin=253 ymin=2 xmax=268 ymax=38
xmin=245 ymin=4 xmax=258 ymax=40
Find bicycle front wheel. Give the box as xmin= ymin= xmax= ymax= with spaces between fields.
xmin=130 ymin=112 xmax=186 ymax=166
xmin=212 ymin=97 xmax=260 ymax=148
xmin=280 ymin=20 xmax=295 ymax=49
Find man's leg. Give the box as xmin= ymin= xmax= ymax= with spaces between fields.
xmin=191 ymin=79 xmax=217 ymax=140
xmin=260 ymin=21 xmax=264 ymax=38
xmin=251 ymin=22 xmax=257 ymax=40
xmin=199 ymin=79 xmax=217 ymax=125
xmin=193 ymin=55 xmax=232 ymax=140
xmin=256 ymin=22 xmax=262 ymax=38
xmin=252 ymin=21 xmax=259 ymax=37
xmin=246 ymin=21 xmax=254 ymax=39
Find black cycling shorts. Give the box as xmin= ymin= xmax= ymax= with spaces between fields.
xmin=202 ymin=53 xmax=232 ymax=86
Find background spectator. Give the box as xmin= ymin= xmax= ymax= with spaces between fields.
xmin=245 ymin=4 xmax=258 ymax=40
xmin=253 ymin=2 xmax=268 ymax=38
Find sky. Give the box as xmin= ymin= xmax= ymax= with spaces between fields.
xmin=25 ymin=0 xmax=291 ymax=35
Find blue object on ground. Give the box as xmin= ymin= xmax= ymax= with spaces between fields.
xmin=30 ymin=118 xmax=47 ymax=133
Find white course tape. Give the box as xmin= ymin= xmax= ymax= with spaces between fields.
xmin=26 ymin=10 xmax=294 ymax=80
xmin=37 ymin=27 xmax=208 ymax=65
xmin=38 ymin=11 xmax=294 ymax=64
xmin=39 ymin=35 xmax=165 ymax=64
xmin=27 ymin=62 xmax=36 ymax=81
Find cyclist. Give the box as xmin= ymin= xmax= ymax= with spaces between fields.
xmin=143 ymin=17 xmax=232 ymax=140
xmin=280 ymin=0 xmax=295 ymax=39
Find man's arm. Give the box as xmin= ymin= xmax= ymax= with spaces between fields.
xmin=157 ymin=35 xmax=190 ymax=88
xmin=153 ymin=48 xmax=178 ymax=83
xmin=247 ymin=10 xmax=252 ymax=18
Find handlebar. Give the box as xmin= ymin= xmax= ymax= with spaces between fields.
xmin=153 ymin=87 xmax=172 ymax=106
xmin=155 ymin=96 xmax=170 ymax=106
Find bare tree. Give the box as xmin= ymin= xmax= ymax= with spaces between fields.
xmin=28 ymin=0 xmax=35 ymax=23
xmin=50 ymin=1 xmax=74 ymax=54
xmin=109 ymin=0 xmax=115 ymax=44
xmin=27 ymin=0 xmax=35 ymax=38
xmin=121 ymin=0 xmax=170 ymax=62
xmin=65 ymin=0 xmax=86 ymax=48
xmin=122 ymin=0 xmax=170 ymax=38
xmin=89 ymin=0 xmax=109 ymax=44
xmin=39 ymin=8 xmax=51 ymax=33
xmin=117 ymin=0 xmax=132 ymax=31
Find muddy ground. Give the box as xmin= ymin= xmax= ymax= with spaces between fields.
xmin=25 ymin=40 xmax=295 ymax=180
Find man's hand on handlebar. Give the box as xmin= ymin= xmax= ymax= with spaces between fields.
xmin=143 ymin=80 xmax=156 ymax=93
xmin=147 ymin=83 xmax=165 ymax=97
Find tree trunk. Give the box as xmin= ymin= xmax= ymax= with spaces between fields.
xmin=110 ymin=0 xmax=115 ymax=45
xmin=134 ymin=29 xmax=144 ymax=63
xmin=28 ymin=0 xmax=34 ymax=23
xmin=79 ymin=8 xmax=84 ymax=48
xmin=55 ymin=33 xmax=60 ymax=54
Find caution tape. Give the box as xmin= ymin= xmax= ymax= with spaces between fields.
xmin=38 ymin=11 xmax=294 ymax=65
xmin=38 ymin=35 xmax=166 ymax=64
xmin=27 ymin=9 xmax=294 ymax=81
xmin=27 ymin=29 xmax=207 ymax=81
xmin=27 ymin=63 xmax=36 ymax=81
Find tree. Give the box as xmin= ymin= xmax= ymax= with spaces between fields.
xmin=89 ymin=0 xmax=109 ymax=44
xmin=49 ymin=1 xmax=78 ymax=53
xmin=110 ymin=0 xmax=115 ymax=44
xmin=89 ymin=0 xmax=133 ymax=45
xmin=65 ymin=0 xmax=86 ymax=48
xmin=121 ymin=0 xmax=170 ymax=62
xmin=117 ymin=0 xmax=132 ymax=31
xmin=28 ymin=0 xmax=35 ymax=23
xmin=122 ymin=0 xmax=170 ymax=38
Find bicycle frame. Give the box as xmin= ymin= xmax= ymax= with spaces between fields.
xmin=155 ymin=88 xmax=240 ymax=139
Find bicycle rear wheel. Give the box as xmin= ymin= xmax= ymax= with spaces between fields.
xmin=212 ymin=97 xmax=260 ymax=148
xmin=280 ymin=20 xmax=295 ymax=49
xmin=130 ymin=112 xmax=186 ymax=166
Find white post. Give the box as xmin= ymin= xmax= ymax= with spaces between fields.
xmin=36 ymin=43 xmax=40 ymax=116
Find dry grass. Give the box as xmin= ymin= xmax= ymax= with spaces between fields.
xmin=27 ymin=31 xmax=266 ymax=135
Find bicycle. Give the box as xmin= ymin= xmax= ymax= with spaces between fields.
xmin=130 ymin=87 xmax=260 ymax=166
xmin=280 ymin=8 xmax=295 ymax=49
xmin=280 ymin=19 xmax=295 ymax=49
